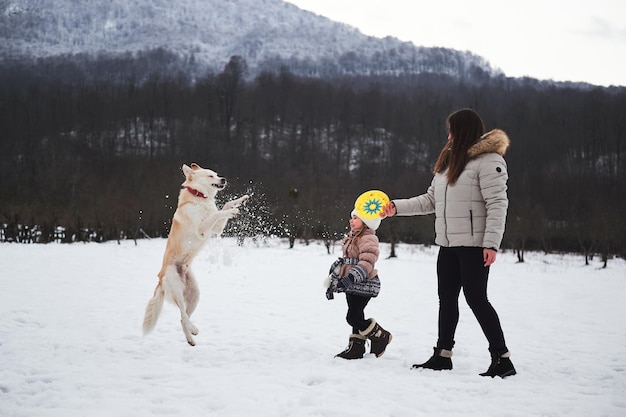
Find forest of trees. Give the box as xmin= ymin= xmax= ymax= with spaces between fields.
xmin=1 ymin=55 xmax=624 ymax=263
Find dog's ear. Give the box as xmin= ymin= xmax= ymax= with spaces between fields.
xmin=190 ymin=163 xmax=201 ymax=170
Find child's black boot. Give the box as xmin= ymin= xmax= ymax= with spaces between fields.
xmin=360 ymin=318 xmax=392 ymax=357
xmin=335 ymin=334 xmax=366 ymax=359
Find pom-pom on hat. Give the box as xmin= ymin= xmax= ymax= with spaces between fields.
xmin=351 ymin=209 xmax=381 ymax=231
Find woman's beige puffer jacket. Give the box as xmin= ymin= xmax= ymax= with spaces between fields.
xmin=393 ymin=129 xmax=510 ymax=250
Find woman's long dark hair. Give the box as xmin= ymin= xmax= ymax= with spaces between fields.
xmin=433 ymin=108 xmax=485 ymax=185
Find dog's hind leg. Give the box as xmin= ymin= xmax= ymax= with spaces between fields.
xmin=174 ymin=296 xmax=198 ymax=346
xmin=163 ymin=267 xmax=198 ymax=346
xmin=184 ymin=269 xmax=200 ymax=319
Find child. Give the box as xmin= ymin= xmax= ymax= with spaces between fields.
xmin=325 ymin=208 xmax=392 ymax=359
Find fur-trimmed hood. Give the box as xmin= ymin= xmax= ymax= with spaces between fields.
xmin=468 ymin=129 xmax=510 ymax=158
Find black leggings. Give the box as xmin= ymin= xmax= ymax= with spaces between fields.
xmin=345 ymin=293 xmax=371 ymax=334
xmin=436 ymin=246 xmax=508 ymax=356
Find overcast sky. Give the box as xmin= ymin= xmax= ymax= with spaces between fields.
xmin=285 ymin=0 xmax=626 ymax=87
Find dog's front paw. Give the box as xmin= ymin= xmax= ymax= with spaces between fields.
xmin=226 ymin=207 xmax=240 ymax=218
xmin=224 ymin=195 xmax=250 ymax=210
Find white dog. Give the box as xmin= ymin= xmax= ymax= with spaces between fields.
xmin=142 ymin=163 xmax=249 ymax=345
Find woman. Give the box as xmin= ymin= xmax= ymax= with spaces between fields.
xmin=381 ymin=108 xmax=516 ymax=378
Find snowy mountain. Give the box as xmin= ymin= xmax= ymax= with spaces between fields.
xmin=0 ymin=0 xmax=499 ymax=79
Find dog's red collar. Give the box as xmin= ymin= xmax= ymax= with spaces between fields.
xmin=185 ymin=186 xmax=208 ymax=198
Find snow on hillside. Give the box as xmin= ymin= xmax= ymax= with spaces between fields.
xmin=0 ymin=0 xmax=497 ymax=77
xmin=1 ymin=238 xmax=625 ymax=417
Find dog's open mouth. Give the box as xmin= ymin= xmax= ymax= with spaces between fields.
xmin=212 ymin=183 xmax=226 ymax=190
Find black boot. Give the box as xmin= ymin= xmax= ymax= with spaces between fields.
xmin=480 ymin=352 xmax=517 ymax=378
xmin=412 ymin=347 xmax=453 ymax=370
xmin=360 ymin=319 xmax=392 ymax=357
xmin=335 ymin=334 xmax=366 ymax=359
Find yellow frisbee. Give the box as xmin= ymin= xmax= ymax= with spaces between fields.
xmin=354 ymin=190 xmax=390 ymax=220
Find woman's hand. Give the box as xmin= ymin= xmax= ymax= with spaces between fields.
xmin=483 ymin=248 xmax=497 ymax=266
xmin=381 ymin=202 xmax=396 ymax=218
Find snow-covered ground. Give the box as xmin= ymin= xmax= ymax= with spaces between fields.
xmin=1 ymin=238 xmax=625 ymax=417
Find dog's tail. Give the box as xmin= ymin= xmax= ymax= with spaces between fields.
xmin=142 ymin=283 xmax=165 ymax=335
